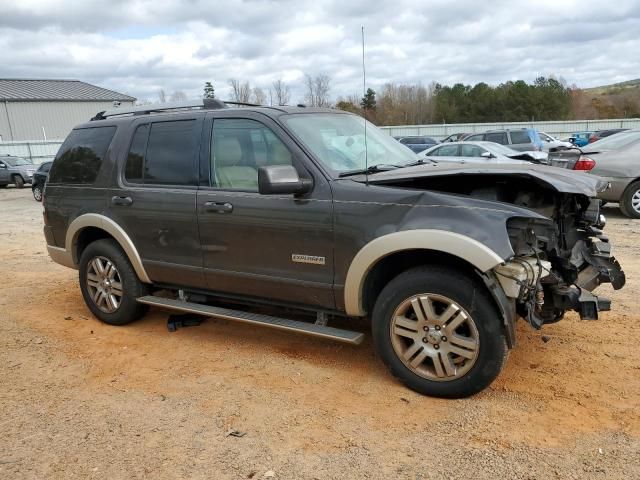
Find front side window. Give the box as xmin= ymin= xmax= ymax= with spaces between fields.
xmin=283 ymin=113 xmax=416 ymax=174
xmin=509 ymin=131 xmax=532 ymax=144
xmin=49 ymin=126 xmax=116 ymax=184
xmin=123 ymin=120 xmax=198 ymax=185
xmin=465 ymin=134 xmax=484 ymax=141
xmin=485 ymin=132 xmax=508 ymax=144
xmin=3 ymin=157 xmax=31 ymax=166
xmin=211 ymin=118 xmax=293 ymax=191
xmin=432 ymin=145 xmax=459 ymax=156
xmin=460 ymin=144 xmax=485 ymax=157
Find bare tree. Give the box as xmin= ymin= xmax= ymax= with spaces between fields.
xmin=228 ymin=79 xmax=252 ymax=103
xmin=158 ymin=89 xmax=167 ymax=103
xmin=170 ymin=90 xmax=187 ymax=102
xmin=271 ymin=79 xmax=291 ymax=106
xmin=304 ymin=74 xmax=331 ymax=107
xmin=252 ymin=87 xmax=267 ymax=105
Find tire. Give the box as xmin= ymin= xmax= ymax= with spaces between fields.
xmin=32 ymin=185 xmax=43 ymax=202
xmin=371 ymin=266 xmax=507 ymax=398
xmin=13 ymin=175 xmax=25 ymax=189
xmin=619 ymin=180 xmax=640 ymax=219
xmin=79 ymin=238 xmax=148 ymax=326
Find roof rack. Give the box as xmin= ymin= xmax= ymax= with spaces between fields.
xmin=91 ymin=98 xmax=228 ymax=120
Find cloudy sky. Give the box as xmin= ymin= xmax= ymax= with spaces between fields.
xmin=1 ymin=0 xmax=639 ymax=103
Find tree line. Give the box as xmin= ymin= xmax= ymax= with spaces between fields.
xmin=145 ymin=75 xmax=640 ymax=124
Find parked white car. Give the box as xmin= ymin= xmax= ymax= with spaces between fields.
xmin=421 ymin=141 xmax=548 ymax=165
xmin=538 ymin=132 xmax=573 ymax=152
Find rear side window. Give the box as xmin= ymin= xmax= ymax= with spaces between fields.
xmin=465 ymin=134 xmax=484 ymax=141
xmin=509 ymin=131 xmax=531 ymax=144
xmin=49 ymin=127 xmax=116 ymax=184
xmin=124 ymin=120 xmax=198 ymax=185
xmin=485 ymin=132 xmax=507 ymax=144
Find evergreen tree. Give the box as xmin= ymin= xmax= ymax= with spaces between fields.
xmin=203 ymin=82 xmax=215 ymax=99
xmin=360 ymin=88 xmax=376 ymax=111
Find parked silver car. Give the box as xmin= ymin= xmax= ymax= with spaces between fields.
xmin=0 ymin=155 xmax=36 ymax=188
xmin=421 ymin=141 xmax=548 ymax=165
xmin=538 ymin=132 xmax=574 ymax=152
xmin=581 ymin=130 xmax=640 ymax=218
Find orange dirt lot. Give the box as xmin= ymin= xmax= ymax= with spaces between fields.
xmin=1 ymin=187 xmax=638 ymax=479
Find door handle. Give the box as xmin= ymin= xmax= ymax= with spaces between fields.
xmin=111 ymin=196 xmax=133 ymax=206
xmin=204 ymin=201 xmax=233 ymax=213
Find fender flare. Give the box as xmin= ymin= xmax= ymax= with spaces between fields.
xmin=66 ymin=213 xmax=152 ymax=284
xmin=344 ymin=229 xmax=506 ymax=316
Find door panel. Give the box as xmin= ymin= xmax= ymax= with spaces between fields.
xmin=197 ymin=115 xmax=335 ymax=308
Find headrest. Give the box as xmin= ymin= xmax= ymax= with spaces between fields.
xmin=215 ymin=137 xmax=242 ymax=167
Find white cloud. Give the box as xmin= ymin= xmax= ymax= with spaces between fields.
xmin=0 ymin=0 xmax=639 ymax=103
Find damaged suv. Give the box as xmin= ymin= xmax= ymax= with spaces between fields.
xmin=43 ymin=100 xmax=625 ymax=398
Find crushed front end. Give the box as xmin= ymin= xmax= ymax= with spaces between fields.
xmin=501 ymin=194 xmax=625 ymax=328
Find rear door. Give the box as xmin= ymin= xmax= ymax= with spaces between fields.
xmin=108 ymin=115 xmax=206 ymax=289
xmin=0 ymin=159 xmax=9 ymax=183
xmin=196 ymin=112 xmax=335 ymax=308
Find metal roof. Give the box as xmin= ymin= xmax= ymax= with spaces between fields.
xmin=0 ymin=79 xmax=136 ymax=102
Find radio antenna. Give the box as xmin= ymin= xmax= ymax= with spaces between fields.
xmin=361 ymin=25 xmax=369 ymax=186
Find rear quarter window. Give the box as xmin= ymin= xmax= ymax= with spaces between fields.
xmin=49 ymin=126 xmax=116 ymax=184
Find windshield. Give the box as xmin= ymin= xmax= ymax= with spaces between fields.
xmin=2 ymin=157 xmax=31 ymax=166
xmin=584 ymin=130 xmax=640 ymax=151
xmin=282 ymin=113 xmax=417 ymax=173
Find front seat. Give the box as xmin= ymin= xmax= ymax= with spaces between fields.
xmin=214 ymin=137 xmax=258 ymax=190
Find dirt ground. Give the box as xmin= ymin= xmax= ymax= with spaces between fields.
xmin=1 ymin=187 xmax=638 ymax=480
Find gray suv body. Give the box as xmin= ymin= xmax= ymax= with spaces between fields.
xmin=43 ymin=100 xmax=625 ymax=398
xmin=0 ymin=155 xmax=36 ymax=188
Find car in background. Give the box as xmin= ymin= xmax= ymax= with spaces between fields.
xmin=462 ymin=128 xmax=544 ymax=152
xmin=569 ymin=132 xmax=593 ymax=147
xmin=0 ymin=155 xmax=36 ymax=188
xmin=421 ymin=141 xmax=547 ymax=165
xmin=440 ymin=133 xmax=469 ymax=143
xmin=396 ymin=136 xmax=439 ymax=153
xmin=31 ymin=161 xmax=53 ymax=202
xmin=580 ymin=130 xmax=640 ymax=218
xmin=538 ymin=132 xmax=573 ymax=151
xmin=588 ymin=128 xmax=629 ymax=144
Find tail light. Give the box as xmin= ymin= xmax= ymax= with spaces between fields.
xmin=573 ymin=156 xmax=596 ymax=171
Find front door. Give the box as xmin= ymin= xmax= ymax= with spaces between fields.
xmin=196 ymin=114 xmax=335 ymax=308
xmin=0 ymin=160 xmax=9 ymax=183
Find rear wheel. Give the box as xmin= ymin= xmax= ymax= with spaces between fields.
xmin=32 ymin=185 xmax=43 ymax=202
xmin=79 ymin=239 xmax=148 ymax=325
xmin=619 ymin=180 xmax=640 ymax=219
xmin=13 ymin=175 xmax=24 ymax=189
xmin=371 ymin=266 xmax=507 ymax=398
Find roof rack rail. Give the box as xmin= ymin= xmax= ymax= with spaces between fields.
xmin=91 ymin=98 xmax=230 ymax=120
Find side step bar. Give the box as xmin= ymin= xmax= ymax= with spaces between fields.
xmin=137 ymin=296 xmax=365 ymax=345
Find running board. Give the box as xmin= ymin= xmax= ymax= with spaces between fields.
xmin=137 ymin=296 xmax=365 ymax=345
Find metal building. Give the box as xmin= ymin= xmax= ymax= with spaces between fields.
xmin=0 ymin=79 xmax=136 ymax=142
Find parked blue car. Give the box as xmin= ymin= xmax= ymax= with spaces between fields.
xmin=569 ymin=132 xmax=593 ymax=147
xmin=397 ymin=136 xmax=439 ymax=153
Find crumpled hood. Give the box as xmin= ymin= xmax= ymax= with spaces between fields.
xmin=351 ymin=163 xmax=607 ymax=196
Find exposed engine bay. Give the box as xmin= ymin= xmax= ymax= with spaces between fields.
xmin=372 ymin=172 xmax=626 ymax=329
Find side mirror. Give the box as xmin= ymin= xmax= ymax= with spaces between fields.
xmin=481 ymin=151 xmax=493 ymax=158
xmin=258 ymin=165 xmax=312 ymax=195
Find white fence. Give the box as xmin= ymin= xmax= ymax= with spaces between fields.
xmin=0 ymin=140 xmax=63 ymax=164
xmin=380 ymin=118 xmax=640 ymax=140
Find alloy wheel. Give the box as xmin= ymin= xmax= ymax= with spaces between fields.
xmin=86 ymin=256 xmax=123 ymax=313
xmin=390 ymin=293 xmax=480 ymax=381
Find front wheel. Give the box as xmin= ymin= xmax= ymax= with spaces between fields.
xmin=619 ymin=181 xmax=640 ymax=219
xmin=371 ymin=266 xmax=507 ymax=398
xmin=13 ymin=175 xmax=25 ymax=189
xmin=79 ymin=239 xmax=148 ymax=325
xmin=32 ymin=185 xmax=43 ymax=202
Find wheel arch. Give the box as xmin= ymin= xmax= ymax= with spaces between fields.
xmin=344 ymin=230 xmax=505 ymax=317
xmin=67 ymin=214 xmax=151 ymax=284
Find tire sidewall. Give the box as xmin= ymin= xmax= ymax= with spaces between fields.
xmin=372 ymin=267 xmax=507 ymax=398
xmin=79 ymin=239 xmax=147 ymax=326
xmin=13 ymin=175 xmax=24 ymax=189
